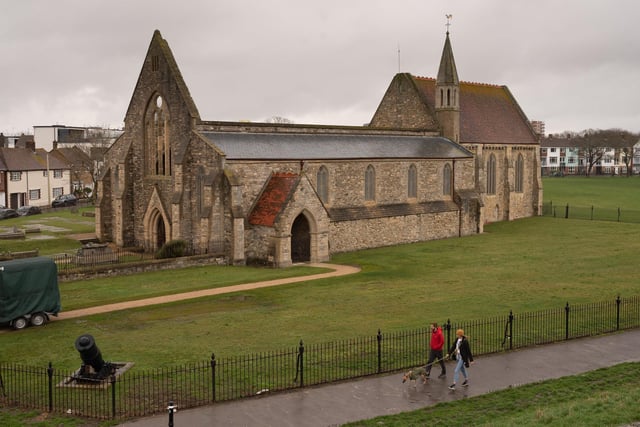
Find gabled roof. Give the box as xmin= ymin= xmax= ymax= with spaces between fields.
xmin=125 ymin=30 xmax=200 ymax=122
xmin=201 ymin=131 xmax=473 ymax=160
xmin=0 ymin=148 xmax=64 ymax=171
xmin=248 ymin=172 xmax=299 ymax=226
xmin=411 ymin=76 xmax=538 ymax=145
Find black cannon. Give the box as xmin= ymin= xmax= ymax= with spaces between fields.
xmin=74 ymin=334 xmax=114 ymax=382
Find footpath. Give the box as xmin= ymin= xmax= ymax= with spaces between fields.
xmin=119 ymin=329 xmax=640 ymax=426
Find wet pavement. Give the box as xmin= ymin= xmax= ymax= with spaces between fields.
xmin=119 ymin=328 xmax=640 ymax=427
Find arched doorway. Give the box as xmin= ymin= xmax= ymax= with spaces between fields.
xmin=156 ymin=215 xmax=166 ymax=249
xmin=291 ymin=214 xmax=310 ymax=263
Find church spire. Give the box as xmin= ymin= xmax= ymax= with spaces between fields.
xmin=436 ymin=31 xmax=459 ymax=87
xmin=435 ymin=15 xmax=460 ymax=142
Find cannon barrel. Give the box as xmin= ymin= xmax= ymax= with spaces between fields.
xmin=74 ymin=334 xmax=105 ymax=373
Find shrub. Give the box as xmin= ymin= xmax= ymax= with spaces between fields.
xmin=155 ymin=240 xmax=187 ymax=259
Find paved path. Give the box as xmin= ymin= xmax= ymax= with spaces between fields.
xmin=54 ymin=263 xmax=360 ymax=320
xmin=119 ymin=328 xmax=640 ymax=427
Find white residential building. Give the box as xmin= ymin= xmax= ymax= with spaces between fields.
xmin=0 ymin=148 xmax=71 ymax=209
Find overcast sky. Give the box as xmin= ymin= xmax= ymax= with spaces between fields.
xmin=1 ymin=1 xmax=639 ymax=137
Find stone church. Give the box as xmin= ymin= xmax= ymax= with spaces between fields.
xmin=96 ymin=30 xmax=541 ymax=267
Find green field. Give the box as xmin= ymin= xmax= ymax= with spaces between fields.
xmin=2 ymin=177 xmax=640 ymax=425
xmin=543 ymin=175 xmax=640 ymax=209
xmin=2 ymin=216 xmax=639 ymax=370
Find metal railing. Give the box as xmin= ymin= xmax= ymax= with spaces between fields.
xmin=542 ymin=201 xmax=640 ymax=223
xmin=1 ymin=295 xmax=639 ymax=420
xmin=49 ymin=240 xmax=224 ymax=274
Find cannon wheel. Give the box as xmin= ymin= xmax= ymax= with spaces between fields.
xmin=30 ymin=313 xmax=48 ymax=327
xmin=12 ymin=317 xmax=28 ymax=330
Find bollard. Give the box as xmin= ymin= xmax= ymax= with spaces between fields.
xmin=167 ymin=400 xmax=177 ymax=427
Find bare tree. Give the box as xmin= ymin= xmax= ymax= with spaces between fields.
xmin=265 ymin=116 xmax=294 ymax=124
xmin=578 ymin=129 xmax=605 ymax=177
xmin=577 ymin=129 xmax=636 ymax=177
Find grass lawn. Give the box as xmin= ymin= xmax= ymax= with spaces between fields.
xmin=543 ymin=175 xmax=640 ymax=209
xmin=2 ymin=217 xmax=639 ymax=370
xmin=0 ymin=206 xmax=96 ymax=255
xmin=344 ymin=362 xmax=640 ymax=427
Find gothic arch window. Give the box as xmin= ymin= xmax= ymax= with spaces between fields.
xmin=440 ymin=89 xmax=444 ymax=107
xmin=365 ymin=164 xmax=376 ymax=201
xmin=447 ymin=88 xmax=451 ymax=106
xmin=515 ymin=154 xmax=524 ymax=193
xmin=317 ymin=166 xmax=329 ymax=203
xmin=443 ymin=163 xmax=452 ymax=196
xmin=408 ymin=164 xmax=417 ymax=198
xmin=145 ymin=94 xmax=171 ymax=176
xmin=487 ymin=154 xmax=497 ymax=195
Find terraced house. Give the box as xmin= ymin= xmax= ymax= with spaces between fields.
xmin=96 ymin=30 xmax=541 ymax=267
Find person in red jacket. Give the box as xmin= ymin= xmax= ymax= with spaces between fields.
xmin=425 ymin=323 xmax=446 ymax=378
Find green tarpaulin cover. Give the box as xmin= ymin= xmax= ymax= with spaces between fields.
xmin=0 ymin=257 xmax=61 ymax=323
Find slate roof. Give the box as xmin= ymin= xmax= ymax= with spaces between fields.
xmin=411 ymin=77 xmax=538 ymax=145
xmin=327 ymin=200 xmax=459 ymax=221
xmin=248 ymin=172 xmax=299 ymax=226
xmin=200 ymin=132 xmax=473 ymax=160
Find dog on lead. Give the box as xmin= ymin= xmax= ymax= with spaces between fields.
xmin=402 ymin=367 xmax=428 ymax=387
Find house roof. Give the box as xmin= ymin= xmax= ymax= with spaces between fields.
xmin=0 ymin=148 xmax=55 ymax=171
xmin=50 ymin=146 xmax=92 ymax=166
xmin=411 ymin=76 xmax=538 ymax=145
xmin=201 ymin=131 xmax=473 ymax=160
xmin=248 ymin=172 xmax=299 ymax=226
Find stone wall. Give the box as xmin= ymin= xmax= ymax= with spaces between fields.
xmin=329 ymin=210 xmax=460 ymax=253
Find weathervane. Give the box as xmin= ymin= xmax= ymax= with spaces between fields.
xmin=445 ymin=14 xmax=452 ymax=33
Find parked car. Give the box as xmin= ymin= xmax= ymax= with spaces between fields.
xmin=0 ymin=209 xmax=19 ymax=220
xmin=17 ymin=205 xmax=42 ymax=216
xmin=51 ymin=194 xmax=77 ymax=208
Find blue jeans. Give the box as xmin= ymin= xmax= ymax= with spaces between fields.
xmin=453 ymin=357 xmax=468 ymax=384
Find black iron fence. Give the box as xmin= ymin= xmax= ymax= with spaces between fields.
xmin=542 ymin=201 xmax=640 ymax=223
xmin=1 ymin=295 xmax=639 ymax=420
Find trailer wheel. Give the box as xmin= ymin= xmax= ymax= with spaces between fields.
xmin=12 ymin=317 xmax=28 ymax=330
xmin=30 ymin=312 xmax=48 ymax=327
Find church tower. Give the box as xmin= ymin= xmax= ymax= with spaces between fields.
xmin=435 ymin=29 xmax=460 ymax=143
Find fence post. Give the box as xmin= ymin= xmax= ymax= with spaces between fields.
xmin=444 ymin=319 xmax=452 ymax=354
xmin=565 ymin=204 xmax=569 ymax=219
xmin=618 ymin=207 xmax=621 ymax=222
xmin=510 ymin=311 xmax=515 ymax=349
xmin=565 ymin=302 xmax=570 ymax=340
xmin=298 ymin=340 xmax=304 ymax=387
xmin=616 ymin=295 xmax=621 ymax=330
xmin=110 ymin=374 xmax=116 ymax=419
xmin=47 ymin=362 xmax=53 ymax=412
xmin=210 ymin=353 xmax=216 ymax=402
xmin=376 ymin=329 xmax=382 ymax=373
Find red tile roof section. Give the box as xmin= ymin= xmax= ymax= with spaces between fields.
xmin=248 ymin=172 xmax=299 ymax=226
xmin=412 ymin=76 xmax=538 ymax=145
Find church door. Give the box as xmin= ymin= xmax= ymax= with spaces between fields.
xmin=291 ymin=214 xmax=310 ymax=263
xmin=156 ymin=215 xmax=166 ymax=249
